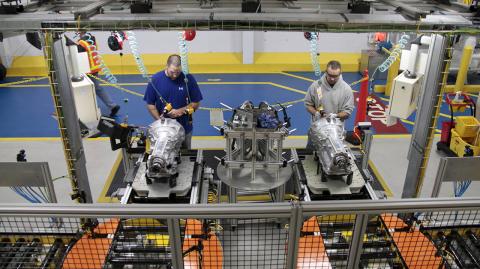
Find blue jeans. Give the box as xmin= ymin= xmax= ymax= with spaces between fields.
xmin=92 ymin=73 xmax=117 ymax=110
xmin=182 ymin=132 xmax=192 ymax=150
xmin=306 ymin=133 xmax=314 ymax=151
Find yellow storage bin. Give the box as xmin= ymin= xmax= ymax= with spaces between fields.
xmin=450 ymin=129 xmax=480 ymax=156
xmin=454 ymin=116 xmax=480 ymax=138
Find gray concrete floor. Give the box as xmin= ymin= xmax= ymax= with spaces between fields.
xmin=0 ymin=138 xmax=118 ymax=204
xmin=370 ymin=135 xmax=480 ymax=198
xmin=0 ymin=135 xmax=478 ymax=204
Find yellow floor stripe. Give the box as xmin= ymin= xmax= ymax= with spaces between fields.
xmin=287 ymin=135 xmax=308 ymax=139
xmin=378 ymin=96 xmax=390 ymax=102
xmin=193 ymin=136 xmax=309 ymax=141
xmin=400 ymin=119 xmax=415 ymax=125
xmin=439 ymin=113 xmax=453 ymax=119
xmin=192 ymin=136 xmax=224 ymax=140
xmin=373 ymin=133 xmax=441 ymax=138
xmin=399 ymin=117 xmax=441 ymax=133
xmin=2 ymin=134 xmax=447 ymax=142
xmin=368 ymin=160 xmax=393 ymax=197
xmin=199 ymin=81 xmax=269 ymax=85
xmin=97 ymin=151 xmax=122 ymax=203
xmin=280 ymin=72 xmax=314 ymax=82
xmin=269 ymin=82 xmax=307 ymax=95
xmin=3 ymin=81 xmax=275 ymax=87
xmin=86 ymin=137 xmax=110 ymax=141
xmin=373 ymin=134 xmax=412 ymax=139
xmin=0 ymin=137 xmax=109 ymax=142
xmin=5 ymin=81 xmax=309 ymax=101
xmin=0 ymin=137 xmax=61 ymax=141
xmin=104 ymin=82 xmax=147 ymax=86
xmin=1 ymin=85 xmax=49 ymax=88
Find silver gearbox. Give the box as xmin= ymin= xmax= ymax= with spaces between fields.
xmin=146 ymin=118 xmax=185 ymax=180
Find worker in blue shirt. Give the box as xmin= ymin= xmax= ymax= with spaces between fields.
xmin=143 ymin=54 xmax=203 ymax=149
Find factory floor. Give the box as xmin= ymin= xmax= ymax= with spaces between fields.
xmin=1 ymin=135 xmax=479 ymax=204
xmin=0 ymin=72 xmax=479 ymax=203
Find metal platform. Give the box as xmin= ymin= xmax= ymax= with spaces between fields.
xmin=216 ymin=164 xmax=292 ymax=191
xmin=132 ymin=156 xmax=194 ymax=198
xmin=303 ymin=155 xmax=365 ymax=195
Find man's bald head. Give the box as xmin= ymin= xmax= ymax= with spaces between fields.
xmin=167 ymin=54 xmax=182 ymax=67
xmin=165 ymin=54 xmax=182 ymax=80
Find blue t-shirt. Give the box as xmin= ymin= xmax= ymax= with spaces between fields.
xmin=143 ymin=71 xmax=203 ymax=134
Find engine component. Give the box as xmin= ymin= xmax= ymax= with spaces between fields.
xmin=217 ymin=101 xmax=292 ymax=193
xmin=309 ymin=116 xmax=353 ymax=184
xmin=146 ymin=118 xmax=185 ymax=186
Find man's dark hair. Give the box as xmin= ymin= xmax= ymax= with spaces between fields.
xmin=167 ymin=54 xmax=182 ymax=67
xmin=326 ymin=60 xmax=341 ymax=71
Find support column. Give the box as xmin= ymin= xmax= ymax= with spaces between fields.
xmin=347 ymin=214 xmax=369 ymax=269
xmin=402 ymin=34 xmax=450 ymax=198
xmin=454 ymin=37 xmax=475 ymax=92
xmin=242 ymin=31 xmax=254 ymax=64
xmin=167 ymin=218 xmax=184 ymax=269
xmin=285 ymin=201 xmax=302 ymax=269
xmin=46 ymin=32 xmax=93 ymax=203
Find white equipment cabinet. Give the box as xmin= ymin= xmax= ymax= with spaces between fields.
xmin=71 ymin=75 xmax=101 ymax=129
xmin=387 ymin=72 xmax=423 ymax=119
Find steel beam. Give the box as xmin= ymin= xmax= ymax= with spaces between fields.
xmin=402 ymin=34 xmax=449 ymax=199
xmin=74 ymin=0 xmax=114 ymax=20
xmin=431 ymin=156 xmax=480 ymax=197
xmin=286 ymin=201 xmax=302 ymax=269
xmin=51 ymin=33 xmax=93 ymax=203
xmin=347 ymin=214 xmax=369 ymax=269
xmin=167 ymin=218 xmax=184 ymax=269
xmin=1 ymin=198 xmax=480 ymax=218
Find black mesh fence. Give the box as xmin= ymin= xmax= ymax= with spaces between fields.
xmin=0 ymin=216 xmax=81 ymax=269
xmin=0 ymin=202 xmax=479 ymax=268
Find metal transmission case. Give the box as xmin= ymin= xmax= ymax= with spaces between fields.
xmin=146 ymin=118 xmax=185 ymax=185
xmin=309 ymin=116 xmax=353 ymax=185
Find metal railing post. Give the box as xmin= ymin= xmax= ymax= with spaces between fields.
xmin=347 ymin=213 xmax=369 ymax=269
xmin=168 ymin=218 xmax=184 ymax=269
xmin=286 ymin=201 xmax=302 ymax=269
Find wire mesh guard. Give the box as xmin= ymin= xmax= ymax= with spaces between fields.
xmin=0 ymin=216 xmax=289 ymax=269
xmin=0 ymin=216 xmax=81 ymax=269
xmin=299 ymin=214 xmax=400 ymax=269
xmin=216 ymin=218 xmax=288 ymax=268
xmin=0 ymin=208 xmax=479 ymax=268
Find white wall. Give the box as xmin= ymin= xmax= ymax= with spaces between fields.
xmin=1 ymin=34 xmax=44 ymax=61
xmin=3 ymin=31 xmax=371 ymax=58
xmin=254 ymin=32 xmax=371 ymax=53
xmin=72 ymin=31 xmax=243 ymax=54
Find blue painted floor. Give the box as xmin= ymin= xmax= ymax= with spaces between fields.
xmin=0 ymin=72 xmax=477 ymax=137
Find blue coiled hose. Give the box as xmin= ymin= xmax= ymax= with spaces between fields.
xmin=309 ymin=32 xmax=321 ymax=77
xmin=178 ymin=31 xmax=193 ymax=117
xmin=178 ymin=32 xmax=190 ymax=75
xmin=126 ymin=31 xmax=149 ymax=78
xmin=378 ymin=34 xmax=410 ymax=72
xmin=454 ymin=180 xmax=471 ymax=197
xmin=368 ymin=34 xmax=410 ymax=91
xmin=83 ymin=33 xmax=118 ymax=84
